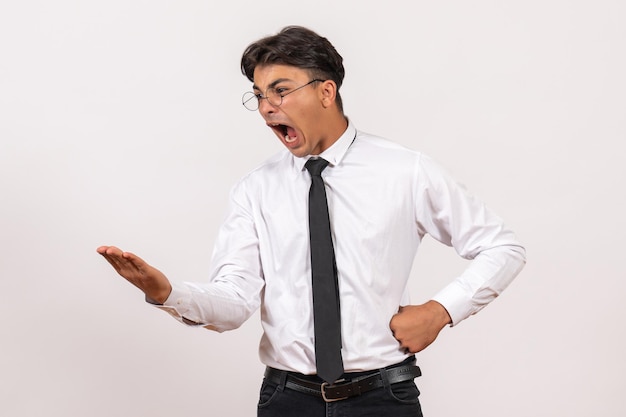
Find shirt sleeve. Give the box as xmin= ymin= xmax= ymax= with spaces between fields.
xmin=151 ymin=179 xmax=265 ymax=332
xmin=414 ymin=154 xmax=526 ymax=326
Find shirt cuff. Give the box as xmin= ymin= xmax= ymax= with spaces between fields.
xmin=430 ymin=282 xmax=474 ymax=327
xmin=145 ymin=282 xmax=200 ymax=325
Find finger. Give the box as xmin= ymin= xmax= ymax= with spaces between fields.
xmin=103 ymin=246 xmax=124 ymax=256
xmin=98 ymin=246 xmax=124 ymax=262
xmin=389 ymin=307 xmax=407 ymax=327
xmin=121 ymin=251 xmax=149 ymax=274
xmin=96 ymin=245 xmax=119 ymax=255
xmin=397 ymin=337 xmax=408 ymax=351
xmin=100 ymin=253 xmax=121 ymax=271
xmin=389 ymin=313 xmax=398 ymax=332
xmin=99 ymin=247 xmax=143 ymax=275
xmin=103 ymin=247 xmax=127 ymax=268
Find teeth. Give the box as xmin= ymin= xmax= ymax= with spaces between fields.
xmin=284 ymin=134 xmax=296 ymax=143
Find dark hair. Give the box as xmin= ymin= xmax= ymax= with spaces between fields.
xmin=241 ymin=26 xmax=345 ymax=111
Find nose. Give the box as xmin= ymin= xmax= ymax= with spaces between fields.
xmin=258 ymin=97 xmax=278 ymax=116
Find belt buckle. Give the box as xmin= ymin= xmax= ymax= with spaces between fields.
xmin=320 ymin=380 xmax=349 ymax=403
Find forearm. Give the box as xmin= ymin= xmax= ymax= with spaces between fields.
xmin=431 ymin=244 xmax=526 ymax=325
xmin=152 ymin=277 xmax=263 ymax=332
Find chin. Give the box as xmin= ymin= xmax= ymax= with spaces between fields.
xmin=277 ymin=138 xmax=308 ymax=157
xmin=286 ymin=147 xmax=309 ymax=158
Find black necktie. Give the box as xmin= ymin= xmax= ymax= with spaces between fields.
xmin=305 ymin=158 xmax=344 ymax=384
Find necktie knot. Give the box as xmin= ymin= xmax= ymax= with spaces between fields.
xmin=305 ymin=158 xmax=329 ymax=177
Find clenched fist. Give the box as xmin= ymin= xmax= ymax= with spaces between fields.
xmin=389 ymin=300 xmax=452 ymax=353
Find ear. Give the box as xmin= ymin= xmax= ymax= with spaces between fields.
xmin=319 ymin=80 xmax=338 ymax=108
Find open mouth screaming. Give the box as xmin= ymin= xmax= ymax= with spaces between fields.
xmin=270 ymin=123 xmax=298 ymax=143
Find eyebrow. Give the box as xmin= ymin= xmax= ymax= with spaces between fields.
xmin=252 ymin=78 xmax=294 ymax=92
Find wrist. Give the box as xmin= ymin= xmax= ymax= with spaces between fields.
xmin=428 ymin=300 xmax=452 ymax=327
xmin=147 ymin=284 xmax=172 ymax=305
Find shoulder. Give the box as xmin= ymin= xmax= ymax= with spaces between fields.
xmin=348 ymin=130 xmax=458 ymax=188
xmin=247 ymin=150 xmax=292 ymax=177
xmin=230 ymin=150 xmax=293 ymax=195
xmin=351 ymin=130 xmax=426 ymax=167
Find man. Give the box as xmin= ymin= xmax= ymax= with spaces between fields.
xmin=97 ymin=26 xmax=526 ymax=416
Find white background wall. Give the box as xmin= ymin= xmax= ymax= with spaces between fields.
xmin=1 ymin=1 xmax=624 ymax=416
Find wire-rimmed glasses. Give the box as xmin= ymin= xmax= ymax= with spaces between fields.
xmin=242 ymin=79 xmax=324 ymax=111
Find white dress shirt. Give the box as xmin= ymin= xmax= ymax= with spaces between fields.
xmin=156 ymin=121 xmax=526 ymax=374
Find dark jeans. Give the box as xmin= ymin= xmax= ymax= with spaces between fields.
xmin=257 ymin=362 xmax=424 ymax=417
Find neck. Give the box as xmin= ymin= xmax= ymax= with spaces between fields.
xmin=319 ymin=114 xmax=349 ymax=153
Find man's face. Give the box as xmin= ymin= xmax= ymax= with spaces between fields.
xmin=252 ymin=64 xmax=334 ymax=157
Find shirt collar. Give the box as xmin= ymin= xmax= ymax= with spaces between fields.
xmin=293 ymin=120 xmax=357 ymax=172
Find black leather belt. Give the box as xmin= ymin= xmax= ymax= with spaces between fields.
xmin=264 ymin=360 xmax=422 ymax=403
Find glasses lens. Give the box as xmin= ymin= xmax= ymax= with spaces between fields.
xmin=242 ymin=91 xmax=259 ymax=111
xmin=266 ymin=88 xmax=283 ymax=107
